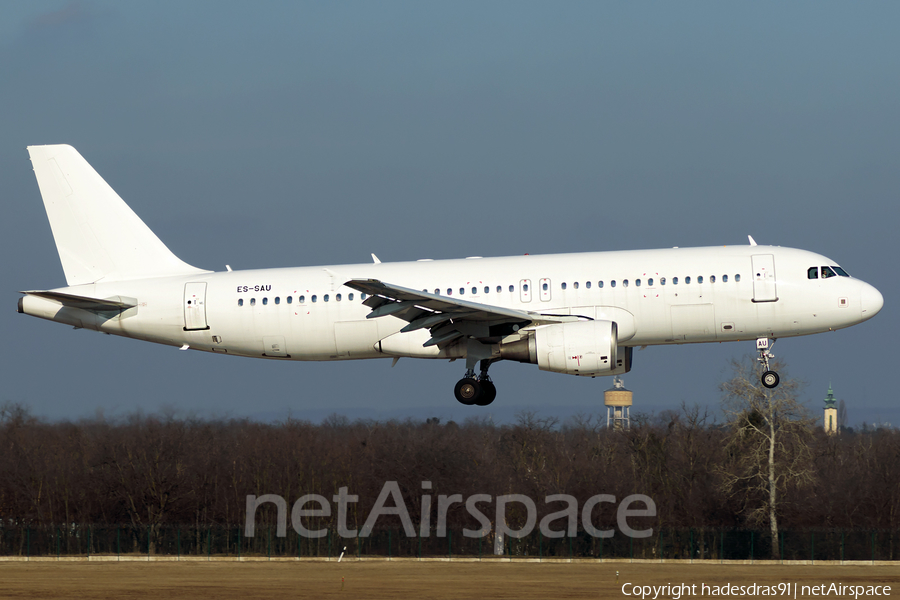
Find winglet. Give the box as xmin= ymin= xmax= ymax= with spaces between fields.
xmin=748 ymin=235 xmax=758 ymax=246
xmin=371 ymin=254 xmax=381 ymax=264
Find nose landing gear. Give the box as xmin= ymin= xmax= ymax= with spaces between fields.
xmin=757 ymin=337 xmax=780 ymax=389
xmin=454 ymin=359 xmax=497 ymax=406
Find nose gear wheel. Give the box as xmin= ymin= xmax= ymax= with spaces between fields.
xmin=756 ymin=338 xmax=780 ymax=389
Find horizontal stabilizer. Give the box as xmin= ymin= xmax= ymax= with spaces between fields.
xmin=20 ymin=290 xmax=136 ymax=313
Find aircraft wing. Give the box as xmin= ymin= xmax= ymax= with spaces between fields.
xmin=345 ymin=278 xmax=583 ymax=348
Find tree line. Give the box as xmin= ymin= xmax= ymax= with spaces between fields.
xmin=2 ymin=388 xmax=898 ymax=537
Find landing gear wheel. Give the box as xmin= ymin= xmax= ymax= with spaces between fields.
xmin=475 ymin=380 xmax=496 ymax=406
xmin=761 ymin=371 xmax=780 ymax=389
xmin=454 ymin=377 xmax=481 ymax=405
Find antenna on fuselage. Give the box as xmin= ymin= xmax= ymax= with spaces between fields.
xmin=748 ymin=235 xmax=758 ymax=246
xmin=371 ymin=254 xmax=381 ymax=264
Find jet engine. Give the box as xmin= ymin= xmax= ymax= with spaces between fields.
xmin=499 ymin=320 xmax=633 ymax=377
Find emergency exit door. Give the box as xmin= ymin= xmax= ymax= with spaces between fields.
xmin=183 ymin=282 xmax=209 ymax=330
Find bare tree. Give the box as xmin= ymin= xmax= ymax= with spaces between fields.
xmin=838 ymin=399 xmax=848 ymax=431
xmin=719 ymin=359 xmax=816 ymax=558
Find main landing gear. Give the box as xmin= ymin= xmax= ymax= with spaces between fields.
xmin=757 ymin=337 xmax=780 ymax=389
xmin=454 ymin=359 xmax=497 ymax=406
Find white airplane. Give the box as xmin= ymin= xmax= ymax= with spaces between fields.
xmin=19 ymin=145 xmax=884 ymax=406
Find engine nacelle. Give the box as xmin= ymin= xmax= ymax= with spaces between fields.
xmin=500 ymin=320 xmax=632 ymax=377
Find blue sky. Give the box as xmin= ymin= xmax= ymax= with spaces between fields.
xmin=1 ymin=2 xmax=897 ymax=424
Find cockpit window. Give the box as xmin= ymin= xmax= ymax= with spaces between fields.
xmin=808 ymin=267 xmax=819 ymax=279
xmin=833 ymin=266 xmax=850 ymax=277
xmin=821 ymin=266 xmax=837 ymax=279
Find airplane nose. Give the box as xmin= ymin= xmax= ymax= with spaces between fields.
xmin=860 ymin=282 xmax=884 ymax=321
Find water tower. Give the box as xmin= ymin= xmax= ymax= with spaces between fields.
xmin=605 ymin=376 xmax=632 ymax=430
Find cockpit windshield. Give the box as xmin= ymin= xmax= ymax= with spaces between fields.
xmin=809 ymin=265 xmax=850 ymax=279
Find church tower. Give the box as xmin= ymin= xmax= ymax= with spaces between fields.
xmin=824 ymin=384 xmax=838 ymax=435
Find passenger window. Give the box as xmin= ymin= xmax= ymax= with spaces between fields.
xmin=275 ymin=297 xmax=280 ymax=305
xmin=496 ymin=285 xmax=502 ymax=293
xmin=586 ymin=281 xmax=591 ymax=289
xmin=834 ymin=266 xmax=849 ymax=277
xmin=250 ymin=298 xmax=256 ymax=306
xmin=336 ymin=294 xmax=342 ymax=301
xmin=459 ymin=288 xmax=465 ymax=295
xmin=509 ymin=285 xmax=514 ymax=292
xmin=349 ymin=293 xmax=354 ymax=301
xmin=312 ymin=295 xmax=317 ymax=303
xmin=574 ymin=282 xmax=579 ymax=290
xmin=723 ymin=274 xmax=728 ymax=283
xmin=262 ymin=297 xmax=268 ymax=305
xmin=361 ymin=293 xmax=367 ymax=300
xmin=685 ymin=277 xmax=691 ymax=284
xmin=697 ymin=276 xmax=703 ymax=284
xmin=523 ymin=284 xmax=529 ymax=292
xmin=710 ymin=275 xmax=716 ymax=283
xmin=299 ymin=295 xmax=305 ymax=303
xmin=484 ymin=286 xmax=489 ymax=294
xmin=821 ymin=266 xmax=837 ymax=278
xmin=287 ymin=296 xmax=292 ymax=304
xmin=238 ymin=299 xmax=243 ymax=307
xmin=447 ymin=288 xmax=452 ymax=296
xmin=673 ymin=277 xmax=679 ymax=285
xmin=324 ymin=294 xmax=329 ymax=302
xmin=735 ymin=274 xmax=741 ymax=282
xmin=635 ymin=279 xmax=641 ymax=287
xmin=611 ymin=280 xmax=617 ymax=288
xmin=472 ymin=287 xmax=477 ymax=295
xmin=660 ymin=277 xmax=666 ymax=285
xmin=558 ymin=282 xmax=564 ymax=290
xmin=623 ymin=279 xmax=629 ymax=287
xmin=648 ymin=278 xmax=653 ymax=286
xmin=598 ymin=281 xmax=604 ymax=288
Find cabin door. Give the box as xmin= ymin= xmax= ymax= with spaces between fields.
xmin=751 ymin=254 xmax=778 ymax=302
xmin=183 ymin=282 xmax=209 ymax=330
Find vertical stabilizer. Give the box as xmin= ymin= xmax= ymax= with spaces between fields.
xmin=27 ymin=144 xmax=210 ymax=285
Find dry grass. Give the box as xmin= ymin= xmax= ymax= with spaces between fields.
xmin=0 ymin=561 xmax=897 ymax=599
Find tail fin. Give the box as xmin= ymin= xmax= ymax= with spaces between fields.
xmin=27 ymin=144 xmax=209 ymax=285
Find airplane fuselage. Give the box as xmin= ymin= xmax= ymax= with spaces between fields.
xmin=20 ymin=245 xmax=881 ymax=362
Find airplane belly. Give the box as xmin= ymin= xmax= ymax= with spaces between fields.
xmin=288 ymin=309 xmax=338 ymax=359
xmin=334 ymin=320 xmax=381 ymax=358
xmin=670 ymin=304 xmax=716 ymax=342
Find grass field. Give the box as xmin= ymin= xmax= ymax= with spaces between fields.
xmin=0 ymin=561 xmax=897 ymax=599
